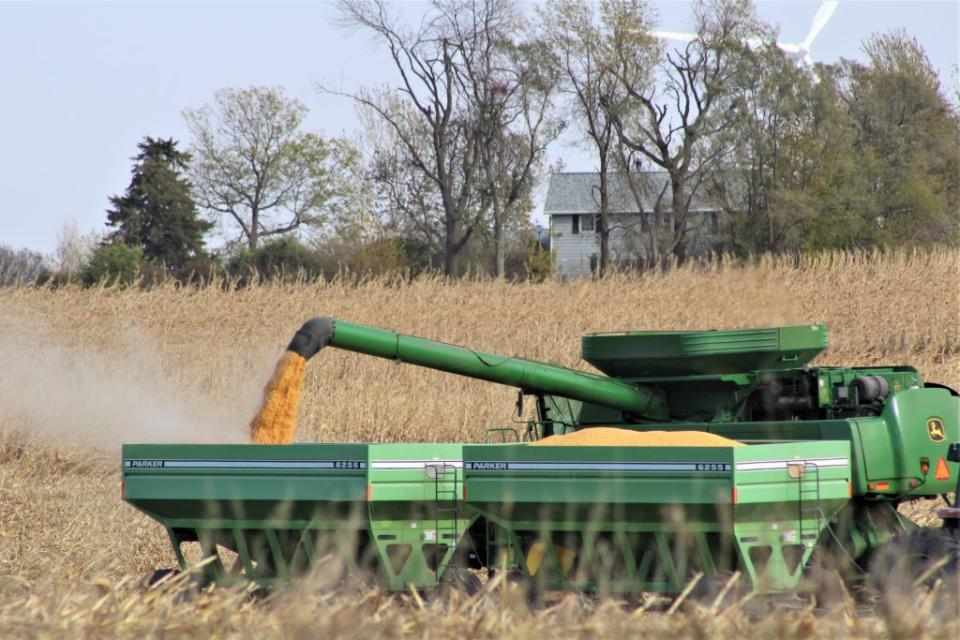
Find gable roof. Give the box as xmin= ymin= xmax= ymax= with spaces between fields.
xmin=543 ymin=171 xmax=719 ymax=215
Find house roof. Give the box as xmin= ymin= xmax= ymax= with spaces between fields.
xmin=543 ymin=171 xmax=719 ymax=215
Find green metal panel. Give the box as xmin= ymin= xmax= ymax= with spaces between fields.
xmin=363 ymin=444 xmax=475 ymax=590
xmin=123 ymin=442 xmax=476 ymax=591
xmin=858 ymin=387 xmax=959 ymax=492
xmin=581 ymin=324 xmax=827 ymax=376
xmin=463 ymin=441 xmax=851 ymax=594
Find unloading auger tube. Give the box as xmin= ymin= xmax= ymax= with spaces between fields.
xmin=286 ymin=317 xmax=668 ymax=420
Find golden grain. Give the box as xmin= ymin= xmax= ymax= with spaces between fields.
xmin=249 ymin=351 xmax=306 ymax=444
xmin=530 ymin=427 xmax=744 ymax=447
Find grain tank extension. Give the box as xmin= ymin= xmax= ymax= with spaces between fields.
xmin=122 ymin=318 xmax=960 ymax=596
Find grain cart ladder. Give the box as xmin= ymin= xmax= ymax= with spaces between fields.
xmin=789 ymin=461 xmax=823 ymax=548
xmin=429 ymin=462 xmax=460 ymax=584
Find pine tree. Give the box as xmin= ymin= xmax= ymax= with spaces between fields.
xmin=106 ymin=137 xmax=212 ymax=271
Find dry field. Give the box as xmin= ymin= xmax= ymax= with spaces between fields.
xmin=0 ymin=249 xmax=958 ymax=638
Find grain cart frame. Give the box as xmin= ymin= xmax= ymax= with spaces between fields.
xmin=123 ymin=319 xmax=959 ymax=595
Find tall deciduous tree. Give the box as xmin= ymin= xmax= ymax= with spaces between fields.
xmin=106 ymin=137 xmax=211 ymax=271
xmin=542 ymin=0 xmax=650 ymax=276
xmin=331 ymin=0 xmax=550 ymax=277
xmin=184 ymin=87 xmax=354 ymax=249
xmin=715 ymin=29 xmax=960 ymax=254
xmin=839 ymin=31 xmax=960 ymax=247
xmin=331 ymin=1 xmax=483 ymax=276
xmin=610 ymin=0 xmax=760 ymax=264
xmin=457 ymin=3 xmax=561 ymax=277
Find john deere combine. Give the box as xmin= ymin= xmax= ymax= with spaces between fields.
xmin=123 ymin=319 xmax=959 ymax=596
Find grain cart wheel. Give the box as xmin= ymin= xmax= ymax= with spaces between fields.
xmin=143 ymin=567 xmax=181 ymax=589
xmin=504 ymin=570 xmax=544 ymax=609
xmin=432 ymin=567 xmax=483 ymax=601
xmin=869 ymin=529 xmax=959 ymax=604
xmin=797 ymin=555 xmax=849 ymax=609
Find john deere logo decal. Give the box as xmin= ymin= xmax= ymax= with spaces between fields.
xmin=927 ymin=417 xmax=946 ymax=442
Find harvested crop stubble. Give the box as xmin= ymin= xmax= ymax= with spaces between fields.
xmin=530 ymin=427 xmax=744 ymax=447
xmin=249 ymin=351 xmax=306 ymax=444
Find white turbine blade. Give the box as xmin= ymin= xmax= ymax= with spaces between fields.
xmin=802 ymin=1 xmax=839 ymax=50
xmin=650 ymin=30 xmax=698 ymax=43
xmin=777 ymin=42 xmax=803 ymax=57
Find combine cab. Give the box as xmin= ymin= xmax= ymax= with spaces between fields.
xmin=123 ymin=319 xmax=960 ymax=595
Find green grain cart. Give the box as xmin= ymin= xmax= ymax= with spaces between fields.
xmin=123 ymin=319 xmax=960 ymax=596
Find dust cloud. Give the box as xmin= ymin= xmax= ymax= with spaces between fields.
xmin=0 ymin=314 xmax=273 ymax=452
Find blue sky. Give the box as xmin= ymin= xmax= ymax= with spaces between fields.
xmin=1 ymin=1 xmax=957 ymax=255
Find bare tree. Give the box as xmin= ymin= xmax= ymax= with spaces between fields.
xmin=541 ymin=0 xmax=655 ymax=276
xmin=0 ymin=246 xmax=49 ymax=287
xmin=360 ymin=97 xmax=447 ymax=258
xmin=453 ymin=2 xmax=562 ymax=277
xmin=609 ymin=0 xmax=760 ymax=263
xmin=55 ymin=221 xmax=99 ymax=274
xmin=329 ymin=1 xmax=493 ymax=276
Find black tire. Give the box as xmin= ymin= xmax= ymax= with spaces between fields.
xmin=869 ymin=528 xmax=959 ymax=599
xmin=797 ymin=562 xmax=848 ymax=609
xmin=435 ymin=567 xmax=483 ymax=599
xmin=505 ymin=570 xmax=544 ymax=609
xmin=143 ymin=567 xmax=180 ymax=589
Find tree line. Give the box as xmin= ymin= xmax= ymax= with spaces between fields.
xmin=3 ymin=0 xmax=957 ymax=286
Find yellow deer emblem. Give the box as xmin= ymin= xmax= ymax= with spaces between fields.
xmin=927 ymin=417 xmax=946 ymax=443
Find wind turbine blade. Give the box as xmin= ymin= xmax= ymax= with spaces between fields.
xmin=802 ymin=1 xmax=839 ymax=50
xmin=650 ymin=30 xmax=698 ymax=43
xmin=777 ymin=42 xmax=803 ymax=57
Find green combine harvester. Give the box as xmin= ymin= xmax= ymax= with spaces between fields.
xmin=123 ymin=319 xmax=960 ymax=597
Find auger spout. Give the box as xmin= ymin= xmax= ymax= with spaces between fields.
xmin=293 ymin=317 xmax=668 ymax=420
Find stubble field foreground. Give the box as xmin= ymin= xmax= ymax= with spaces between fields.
xmin=0 ymin=250 xmax=958 ymax=638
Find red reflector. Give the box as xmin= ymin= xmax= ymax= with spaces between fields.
xmin=731 ymin=488 xmax=739 ymax=504
xmin=847 ymin=482 xmax=853 ymax=497
xmin=365 ymin=484 xmax=373 ymax=501
xmin=867 ymin=481 xmax=890 ymax=491
xmin=934 ymin=457 xmax=951 ymax=481
xmin=462 ymin=486 xmax=467 ymax=501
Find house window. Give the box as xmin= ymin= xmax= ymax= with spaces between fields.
xmin=581 ymin=214 xmax=595 ymax=232
xmin=571 ymin=215 xmax=579 ymax=234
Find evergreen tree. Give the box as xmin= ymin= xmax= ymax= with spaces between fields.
xmin=106 ymin=137 xmax=212 ymax=270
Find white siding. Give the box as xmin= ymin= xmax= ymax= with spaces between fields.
xmin=550 ymin=212 xmax=722 ymax=278
xmin=550 ymin=214 xmax=599 ymax=278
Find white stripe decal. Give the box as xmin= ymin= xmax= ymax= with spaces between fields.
xmin=736 ymin=457 xmax=848 ymax=471
xmin=371 ymin=460 xmax=463 ymax=470
xmin=466 ymin=461 xmax=731 ymax=472
xmin=124 ymin=459 xmax=366 ymax=470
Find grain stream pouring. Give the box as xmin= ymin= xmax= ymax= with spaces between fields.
xmin=249 ymin=318 xmax=334 ymax=444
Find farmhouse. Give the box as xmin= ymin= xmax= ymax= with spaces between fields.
xmin=544 ymin=171 xmax=725 ymax=278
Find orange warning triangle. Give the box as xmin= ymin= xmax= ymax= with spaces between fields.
xmin=934 ymin=457 xmax=951 ymax=481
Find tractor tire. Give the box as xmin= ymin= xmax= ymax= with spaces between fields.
xmin=143 ymin=567 xmax=180 ymax=589
xmin=435 ymin=567 xmax=483 ymax=600
xmin=868 ymin=528 xmax=959 ymax=602
xmin=505 ymin=570 xmax=544 ymax=609
xmin=797 ymin=551 xmax=852 ymax=609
